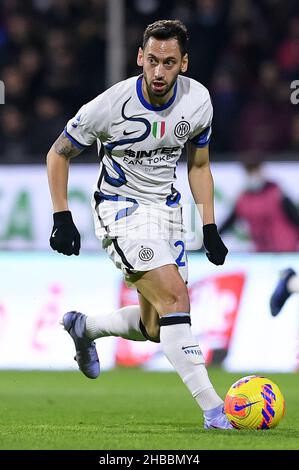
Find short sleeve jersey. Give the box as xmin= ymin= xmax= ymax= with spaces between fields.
xmin=65 ymin=75 xmax=212 ymax=205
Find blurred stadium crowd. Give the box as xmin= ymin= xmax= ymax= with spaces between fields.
xmin=0 ymin=0 xmax=299 ymax=163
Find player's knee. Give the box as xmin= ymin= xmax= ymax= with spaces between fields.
xmin=157 ymin=288 xmax=190 ymax=315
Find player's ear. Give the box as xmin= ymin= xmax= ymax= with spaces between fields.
xmin=180 ymin=53 xmax=188 ymax=73
xmin=137 ymin=47 xmax=144 ymax=67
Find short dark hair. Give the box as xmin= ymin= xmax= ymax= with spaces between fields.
xmin=142 ymin=20 xmax=189 ymax=56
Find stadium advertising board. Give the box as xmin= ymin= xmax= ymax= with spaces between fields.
xmin=0 ymin=162 xmax=299 ymax=251
xmin=0 ymin=252 xmax=298 ymax=372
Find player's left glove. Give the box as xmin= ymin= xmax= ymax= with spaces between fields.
xmin=203 ymin=223 xmax=228 ymax=266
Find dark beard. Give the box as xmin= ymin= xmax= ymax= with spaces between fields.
xmin=143 ymin=72 xmax=177 ymax=99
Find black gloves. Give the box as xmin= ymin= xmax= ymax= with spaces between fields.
xmin=203 ymin=223 xmax=228 ymax=265
xmin=50 ymin=211 xmax=80 ymax=256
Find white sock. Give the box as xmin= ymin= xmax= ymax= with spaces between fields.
xmin=85 ymin=305 xmax=147 ymax=341
xmin=159 ymin=313 xmax=223 ymax=412
xmin=288 ymin=274 xmax=299 ymax=293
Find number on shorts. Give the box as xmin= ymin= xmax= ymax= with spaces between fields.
xmin=174 ymin=240 xmax=185 ymax=267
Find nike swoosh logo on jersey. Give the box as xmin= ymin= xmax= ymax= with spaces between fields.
xmin=234 ymin=400 xmax=261 ymax=411
xmin=123 ymin=129 xmax=139 ymax=136
xmin=52 ymin=228 xmax=58 ymax=238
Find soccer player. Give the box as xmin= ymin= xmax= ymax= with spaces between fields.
xmin=270 ymin=268 xmax=299 ymax=316
xmin=47 ymin=20 xmax=232 ymax=429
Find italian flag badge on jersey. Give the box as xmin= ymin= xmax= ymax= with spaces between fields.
xmin=152 ymin=121 xmax=165 ymax=139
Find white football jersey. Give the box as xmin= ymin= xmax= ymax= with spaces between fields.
xmin=65 ymin=74 xmax=212 ymax=206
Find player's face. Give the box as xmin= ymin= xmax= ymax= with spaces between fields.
xmin=137 ymin=37 xmax=188 ymax=104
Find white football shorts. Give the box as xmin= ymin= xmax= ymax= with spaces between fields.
xmin=92 ymin=199 xmax=188 ymax=283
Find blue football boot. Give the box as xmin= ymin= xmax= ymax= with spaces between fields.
xmin=204 ymin=404 xmax=233 ymax=429
xmin=63 ymin=311 xmax=100 ymax=379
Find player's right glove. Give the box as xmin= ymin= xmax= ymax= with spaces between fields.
xmin=49 ymin=210 xmax=81 ymax=256
xmin=203 ymin=223 xmax=228 ymax=266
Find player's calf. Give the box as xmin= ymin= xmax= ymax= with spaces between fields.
xmin=139 ymin=319 xmax=160 ymax=343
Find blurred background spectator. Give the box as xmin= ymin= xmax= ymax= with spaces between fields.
xmin=0 ymin=0 xmax=298 ymax=163
xmin=219 ymin=159 xmax=299 ymax=252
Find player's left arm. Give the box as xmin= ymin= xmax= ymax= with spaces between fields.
xmin=187 ymin=143 xmax=214 ymax=225
xmin=187 ymin=142 xmax=228 ymax=265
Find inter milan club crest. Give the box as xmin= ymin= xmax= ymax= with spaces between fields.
xmin=152 ymin=121 xmax=165 ymax=139
xmin=174 ymin=120 xmax=190 ymax=139
xmin=139 ymin=247 xmax=154 ymax=261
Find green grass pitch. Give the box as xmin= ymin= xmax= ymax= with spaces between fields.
xmin=0 ymin=367 xmax=298 ymax=450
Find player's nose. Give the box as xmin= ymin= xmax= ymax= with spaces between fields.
xmin=154 ymin=64 xmax=165 ymax=79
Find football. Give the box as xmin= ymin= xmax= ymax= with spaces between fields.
xmin=224 ymin=375 xmax=285 ymax=430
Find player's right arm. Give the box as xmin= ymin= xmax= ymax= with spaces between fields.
xmin=47 ymin=132 xmax=83 ymax=212
xmin=47 ymin=133 xmax=83 ymax=256
xmin=47 ymin=91 xmax=110 ymax=255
